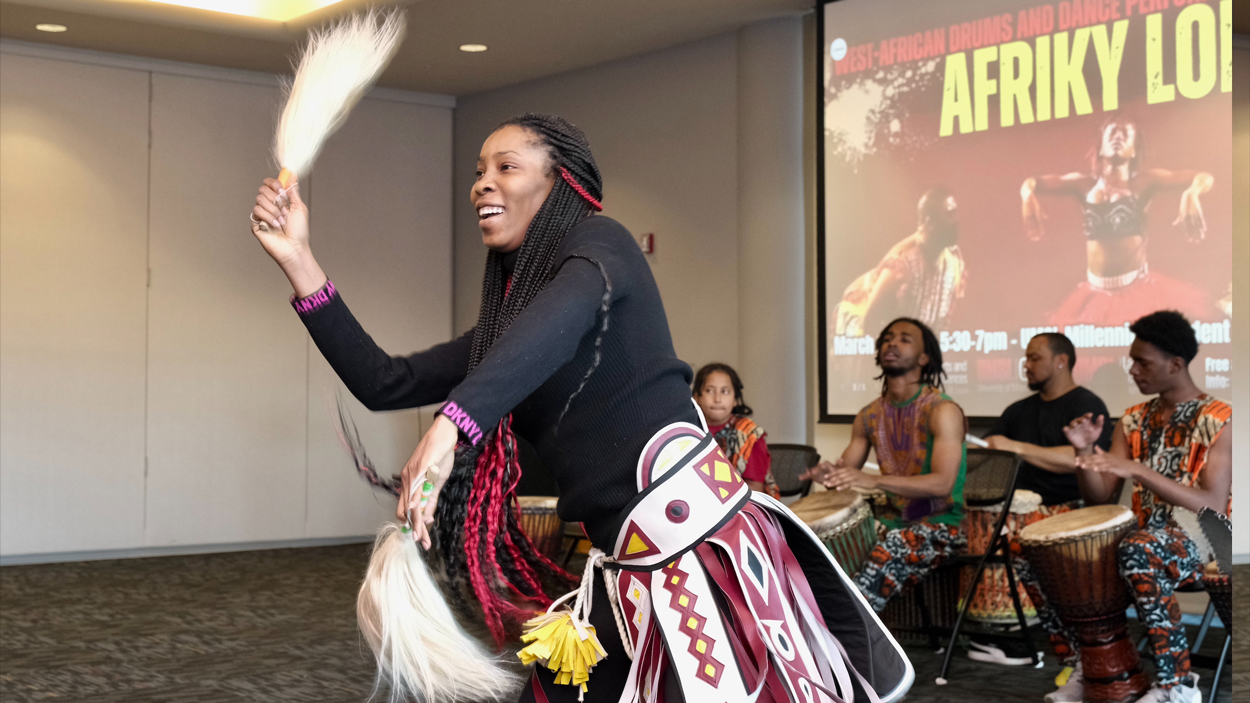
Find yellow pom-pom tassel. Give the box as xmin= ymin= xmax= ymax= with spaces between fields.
xmin=518 ymin=610 xmax=608 ymax=696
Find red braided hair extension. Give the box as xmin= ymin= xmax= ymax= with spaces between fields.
xmin=462 ymin=416 xmax=578 ymax=647
xmin=463 ymin=430 xmax=507 ymax=643
xmin=559 ymin=167 xmax=603 ymax=211
xmin=498 ymin=427 xmax=577 ymax=585
xmin=497 ymin=433 xmax=555 ymax=603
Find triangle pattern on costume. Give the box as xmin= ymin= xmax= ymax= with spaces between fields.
xmin=621 ymin=520 xmax=662 ymax=559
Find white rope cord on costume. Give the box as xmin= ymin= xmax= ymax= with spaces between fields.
xmin=541 ymin=547 xmax=634 ymax=661
xmin=600 ymin=562 xmax=635 ymax=661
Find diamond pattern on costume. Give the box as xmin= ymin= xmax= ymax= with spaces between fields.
xmin=740 ymin=539 xmax=771 ymax=605
xmin=660 ymin=562 xmax=724 ymax=686
xmin=693 ymin=450 xmax=743 ymax=504
xmin=627 ymin=575 xmax=650 ymax=629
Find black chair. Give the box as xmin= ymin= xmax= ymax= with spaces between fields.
xmin=936 ymin=448 xmax=1040 ymax=683
xmin=561 ymin=522 xmax=589 ymax=569
xmin=767 ymin=444 xmax=820 ymax=501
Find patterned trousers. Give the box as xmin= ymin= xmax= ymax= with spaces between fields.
xmin=1021 ymin=519 xmax=1202 ymax=688
xmin=853 ymin=518 xmax=966 ymax=612
xmin=1120 ymin=521 xmax=1202 ymax=688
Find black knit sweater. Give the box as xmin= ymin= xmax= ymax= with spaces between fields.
xmin=294 ymin=215 xmax=698 ymax=548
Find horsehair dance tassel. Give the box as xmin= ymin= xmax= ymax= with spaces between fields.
xmin=517 ymin=549 xmax=613 ymax=700
xmin=273 ymin=8 xmax=406 ymax=189
xmin=335 ymin=403 xmax=515 ymax=702
xmin=358 ymin=523 xmax=518 ymax=703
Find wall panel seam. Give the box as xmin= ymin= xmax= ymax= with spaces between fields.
xmin=143 ymin=70 xmax=153 ymax=543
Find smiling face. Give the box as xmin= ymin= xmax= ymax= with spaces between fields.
xmin=695 ymin=370 xmax=737 ymax=427
xmin=472 ymin=125 xmax=557 ymax=253
xmin=876 ymin=321 xmax=928 ymax=377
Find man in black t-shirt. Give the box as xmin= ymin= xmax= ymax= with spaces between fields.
xmin=979 ymin=333 xmax=1113 ymax=697
xmin=986 ymin=333 xmax=1113 ymax=505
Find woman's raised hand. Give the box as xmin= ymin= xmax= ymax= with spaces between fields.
xmin=250 ymin=175 xmax=310 ymax=265
xmin=250 ymin=174 xmax=327 ymax=298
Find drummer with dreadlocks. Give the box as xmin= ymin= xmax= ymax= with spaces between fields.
xmin=250 ymin=114 xmax=912 ymax=703
xmin=803 ymin=318 xmax=968 ymax=614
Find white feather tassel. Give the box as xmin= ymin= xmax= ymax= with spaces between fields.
xmin=273 ymin=8 xmax=406 ymax=187
xmin=357 ymin=523 xmax=518 ymax=703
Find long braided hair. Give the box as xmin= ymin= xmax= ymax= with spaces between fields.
xmin=434 ymin=114 xmax=604 ymax=646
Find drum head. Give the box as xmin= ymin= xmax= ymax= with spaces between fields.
xmin=968 ymin=489 xmax=1043 ymax=514
xmin=1019 ymin=504 xmax=1133 ymax=544
xmin=789 ymin=490 xmax=863 ymax=530
xmin=517 ymin=496 xmax=558 ymax=510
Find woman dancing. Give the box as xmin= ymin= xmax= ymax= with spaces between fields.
xmin=250 ymin=114 xmax=910 ymax=703
xmin=1020 ymin=118 xmax=1213 ymax=326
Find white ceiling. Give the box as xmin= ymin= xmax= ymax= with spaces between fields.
xmin=1 ymin=0 xmax=813 ymax=96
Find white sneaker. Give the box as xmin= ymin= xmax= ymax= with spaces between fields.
xmin=1135 ymin=673 xmax=1202 ymax=703
xmin=1043 ymin=664 xmax=1083 ymax=703
xmin=968 ymin=638 xmax=1043 ymax=666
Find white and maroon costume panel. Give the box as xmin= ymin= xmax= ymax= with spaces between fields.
xmin=603 ymin=422 xmax=913 ymax=703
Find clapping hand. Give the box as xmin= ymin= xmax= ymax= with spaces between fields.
xmin=1074 ymin=447 xmax=1140 ymax=480
xmin=800 ymin=459 xmax=879 ymax=492
xmin=1063 ymin=413 xmax=1104 ymax=455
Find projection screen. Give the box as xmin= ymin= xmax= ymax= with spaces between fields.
xmin=818 ymin=0 xmax=1234 ymax=420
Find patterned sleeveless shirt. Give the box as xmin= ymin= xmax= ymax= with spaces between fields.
xmin=1121 ymin=394 xmax=1231 ymax=528
xmin=857 ymin=386 xmax=967 ymax=530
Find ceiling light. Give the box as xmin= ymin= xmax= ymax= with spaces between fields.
xmin=147 ymin=1 xmax=343 ymax=22
xmin=35 ymin=23 xmax=68 ymax=32
xmin=459 ymin=44 xmax=488 ymax=53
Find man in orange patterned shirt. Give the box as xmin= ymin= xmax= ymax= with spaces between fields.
xmin=1063 ymin=311 xmax=1231 ymax=703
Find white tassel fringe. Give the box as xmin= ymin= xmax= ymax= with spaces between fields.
xmin=357 ymin=523 xmax=518 ymax=703
xmin=274 ymin=8 xmax=406 ymax=181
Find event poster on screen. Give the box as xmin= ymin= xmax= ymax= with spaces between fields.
xmin=820 ymin=0 xmax=1233 ymax=419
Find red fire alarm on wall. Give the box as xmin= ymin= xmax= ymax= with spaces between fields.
xmin=639 ymin=233 xmax=655 ymax=254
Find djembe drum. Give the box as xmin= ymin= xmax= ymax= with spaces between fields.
xmin=789 ymin=490 xmax=877 ymax=575
xmin=961 ymin=489 xmax=1044 ymax=623
xmin=1019 ymin=505 xmax=1148 ymax=703
xmin=517 ymin=496 xmax=563 ymax=560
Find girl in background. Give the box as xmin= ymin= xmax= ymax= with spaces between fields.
xmin=694 ymin=363 xmax=773 ymax=493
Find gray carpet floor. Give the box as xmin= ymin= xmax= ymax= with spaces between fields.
xmin=1 ymin=545 xmax=1243 ymax=702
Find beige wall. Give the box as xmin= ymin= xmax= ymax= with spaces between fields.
xmin=1 ymin=53 xmax=150 ymax=555
xmin=0 ymin=41 xmax=454 ymax=560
